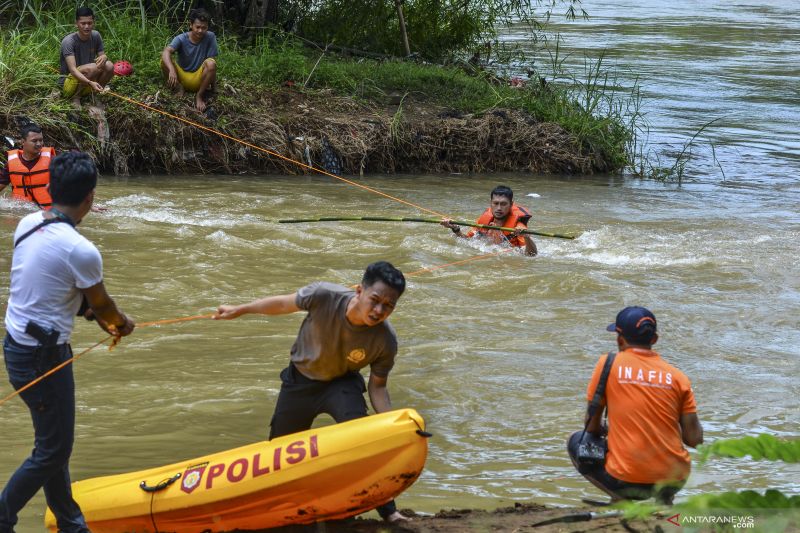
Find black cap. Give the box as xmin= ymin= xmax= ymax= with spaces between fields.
xmin=607 ymin=306 xmax=657 ymax=345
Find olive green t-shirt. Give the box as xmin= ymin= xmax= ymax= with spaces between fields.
xmin=291 ymin=282 xmax=397 ymax=381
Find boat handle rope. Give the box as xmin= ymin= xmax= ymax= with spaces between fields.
xmin=139 ymin=472 xmax=182 ymax=493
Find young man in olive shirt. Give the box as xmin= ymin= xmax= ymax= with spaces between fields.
xmin=215 ymin=261 xmax=409 ymax=522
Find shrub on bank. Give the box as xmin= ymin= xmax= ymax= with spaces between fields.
xmin=0 ymin=3 xmax=631 ymax=174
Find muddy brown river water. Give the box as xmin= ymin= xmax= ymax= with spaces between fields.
xmin=1 ymin=0 xmax=799 ymax=529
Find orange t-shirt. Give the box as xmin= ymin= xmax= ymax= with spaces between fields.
xmin=586 ymin=348 xmax=697 ymax=484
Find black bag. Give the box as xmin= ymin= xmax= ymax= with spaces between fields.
xmin=575 ymin=431 xmax=608 ymax=471
xmin=575 ymin=352 xmax=617 ymax=470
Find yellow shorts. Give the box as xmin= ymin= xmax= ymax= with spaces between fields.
xmin=62 ymin=74 xmax=93 ymax=98
xmin=173 ymin=58 xmax=214 ymax=93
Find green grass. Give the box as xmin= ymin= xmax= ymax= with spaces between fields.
xmin=1 ymin=2 xmax=633 ymax=172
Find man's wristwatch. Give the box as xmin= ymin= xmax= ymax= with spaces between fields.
xmin=451 ymin=226 xmax=461 ymax=234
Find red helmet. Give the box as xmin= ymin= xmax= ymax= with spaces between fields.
xmin=113 ymin=60 xmax=133 ymax=77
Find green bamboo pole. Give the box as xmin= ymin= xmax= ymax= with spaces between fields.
xmin=277 ymin=216 xmax=577 ymax=240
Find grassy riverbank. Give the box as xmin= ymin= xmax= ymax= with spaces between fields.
xmin=1 ymin=6 xmax=631 ymax=175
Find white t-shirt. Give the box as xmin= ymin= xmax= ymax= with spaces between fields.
xmin=5 ymin=212 xmax=103 ymax=346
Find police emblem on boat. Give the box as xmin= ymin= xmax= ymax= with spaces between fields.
xmin=181 ymin=462 xmax=208 ymax=494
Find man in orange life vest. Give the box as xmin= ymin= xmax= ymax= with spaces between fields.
xmin=0 ymin=123 xmax=55 ymax=209
xmin=567 ymin=306 xmax=704 ymax=504
xmin=441 ymin=185 xmax=537 ymax=256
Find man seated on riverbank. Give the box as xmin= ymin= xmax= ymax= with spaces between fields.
xmin=160 ymin=8 xmax=218 ymax=113
xmin=214 ymin=261 xmax=410 ymax=523
xmin=567 ymin=306 xmax=704 ymax=504
xmin=441 ymin=185 xmax=537 ymax=256
xmin=59 ymin=6 xmax=114 ymax=110
xmin=0 ymin=123 xmax=55 ymax=209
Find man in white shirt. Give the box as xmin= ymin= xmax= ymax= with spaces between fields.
xmin=1 ymin=151 xmax=134 ymax=533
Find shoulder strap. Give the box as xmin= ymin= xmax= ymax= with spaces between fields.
xmin=13 ymin=211 xmax=75 ymax=248
xmin=513 ymin=204 xmax=532 ymax=224
xmin=585 ymin=351 xmax=618 ymax=424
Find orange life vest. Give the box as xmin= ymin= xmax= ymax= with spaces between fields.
xmin=7 ymin=148 xmax=55 ymax=209
xmin=473 ymin=204 xmax=532 ymax=247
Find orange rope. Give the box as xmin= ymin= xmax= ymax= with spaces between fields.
xmin=0 ymin=80 xmax=519 ymax=407
xmin=0 ymin=314 xmax=217 ymax=408
xmin=104 ymin=90 xmax=448 ymax=219
xmin=136 ymin=313 xmax=215 ymax=327
xmin=405 ymin=248 xmax=514 ymax=277
xmin=349 ymin=247 xmax=514 ymax=288
xmin=0 ymin=246 xmax=512 ymax=408
xmin=0 ymin=336 xmax=113 ymax=407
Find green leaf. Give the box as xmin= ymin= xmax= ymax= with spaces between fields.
xmin=698 ymin=435 xmax=800 ymax=464
xmin=681 ymin=490 xmax=800 ymax=511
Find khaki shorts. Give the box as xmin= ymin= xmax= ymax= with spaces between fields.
xmin=173 ymin=57 xmax=215 ymax=93
xmin=62 ymin=74 xmax=93 ymax=98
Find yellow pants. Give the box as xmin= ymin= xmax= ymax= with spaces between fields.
xmin=62 ymin=74 xmax=93 ymax=98
xmin=173 ymin=58 xmax=214 ymax=93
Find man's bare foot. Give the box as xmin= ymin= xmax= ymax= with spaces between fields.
xmin=195 ymin=95 xmax=207 ymax=112
xmin=385 ymin=511 xmax=410 ymax=523
xmin=71 ymin=95 xmax=83 ymax=110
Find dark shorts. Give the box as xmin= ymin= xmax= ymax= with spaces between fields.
xmin=268 ymin=364 xmax=368 ymax=440
xmin=567 ymin=431 xmax=684 ymax=504
xmin=267 ymin=365 xmax=398 ymax=519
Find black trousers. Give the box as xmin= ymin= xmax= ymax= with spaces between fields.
xmin=567 ymin=431 xmax=684 ymax=504
xmin=269 ymin=364 xmax=398 ymax=519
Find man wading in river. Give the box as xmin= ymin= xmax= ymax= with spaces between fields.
xmin=441 ymin=185 xmax=537 ymax=256
xmin=214 ymin=261 xmax=410 ymax=523
xmin=1 ymin=151 xmax=135 ymax=532
xmin=0 ymin=123 xmax=55 ymax=209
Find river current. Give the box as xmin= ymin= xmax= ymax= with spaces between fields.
xmin=1 ymin=0 xmax=798 ymax=529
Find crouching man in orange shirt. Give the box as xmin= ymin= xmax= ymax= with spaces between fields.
xmin=568 ymin=306 xmax=704 ymax=504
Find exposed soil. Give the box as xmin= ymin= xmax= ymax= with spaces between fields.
xmin=255 ymin=503 xmax=664 ymax=532
xmin=1 ymin=81 xmax=612 ymax=177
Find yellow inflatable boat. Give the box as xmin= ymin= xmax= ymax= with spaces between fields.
xmin=46 ymin=409 xmax=429 ymax=532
